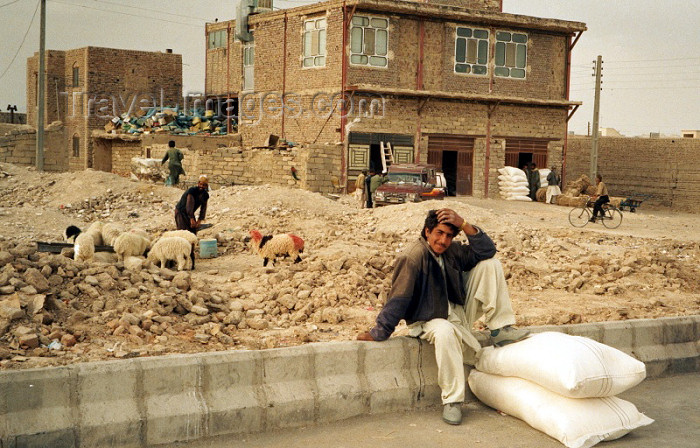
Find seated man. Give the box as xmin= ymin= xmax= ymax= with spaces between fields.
xmin=358 ymin=208 xmax=529 ymax=426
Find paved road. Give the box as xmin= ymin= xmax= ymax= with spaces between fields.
xmin=175 ymin=372 xmax=699 ymax=448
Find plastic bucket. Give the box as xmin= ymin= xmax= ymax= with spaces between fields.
xmin=199 ymin=238 xmax=218 ymax=258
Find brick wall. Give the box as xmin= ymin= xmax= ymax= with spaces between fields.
xmin=27 ymin=47 xmax=183 ymax=172
xmin=206 ymin=21 xmax=242 ymax=96
xmin=0 ymin=112 xmax=27 ymax=124
xmin=566 ymin=136 xmax=700 ymax=213
xmin=0 ymin=122 xmax=67 ymax=171
xmin=423 ymin=0 xmax=501 ymax=10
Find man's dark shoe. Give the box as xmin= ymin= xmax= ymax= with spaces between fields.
xmin=442 ymin=402 xmax=462 ymax=425
xmin=491 ymin=326 xmax=530 ymax=347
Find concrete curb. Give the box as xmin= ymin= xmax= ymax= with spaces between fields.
xmin=1 ymin=315 xmax=698 ymax=447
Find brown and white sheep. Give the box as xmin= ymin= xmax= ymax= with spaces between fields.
xmin=249 ymin=230 xmax=304 ymax=267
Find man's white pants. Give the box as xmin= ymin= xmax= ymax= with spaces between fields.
xmin=411 ymin=258 xmax=515 ymax=404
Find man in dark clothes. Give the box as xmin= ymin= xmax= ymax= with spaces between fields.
xmin=357 ymin=208 xmax=529 ymax=425
xmin=527 ymin=162 xmax=541 ymax=201
xmin=162 ymin=140 xmax=185 ymax=185
xmin=365 ymin=169 xmax=375 ymax=208
xmin=175 ymin=175 xmax=209 ymax=234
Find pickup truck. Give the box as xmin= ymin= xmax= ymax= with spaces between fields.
xmin=373 ymin=164 xmax=447 ymax=206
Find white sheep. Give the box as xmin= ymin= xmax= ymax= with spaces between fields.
xmin=248 ymin=230 xmax=304 ymax=267
xmin=161 ymin=230 xmax=199 ymax=248
xmin=113 ymin=232 xmax=151 ymax=262
xmin=74 ymin=230 xmax=99 ymax=262
xmin=86 ymin=221 xmax=105 ymax=246
xmin=147 ymin=236 xmax=193 ymax=271
xmin=101 ymin=223 xmax=125 ymax=246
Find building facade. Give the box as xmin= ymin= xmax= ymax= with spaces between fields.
xmin=206 ymin=0 xmax=586 ymax=196
xmin=27 ymin=47 xmax=182 ymax=171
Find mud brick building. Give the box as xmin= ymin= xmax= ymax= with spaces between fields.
xmin=27 ymin=47 xmax=182 ymax=171
xmin=205 ymin=0 xmax=586 ymax=196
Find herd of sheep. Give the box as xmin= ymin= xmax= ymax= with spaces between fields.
xmin=63 ymin=222 xmax=305 ymax=271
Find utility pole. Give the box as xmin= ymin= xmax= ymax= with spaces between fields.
xmin=36 ymin=0 xmax=46 ymax=171
xmin=590 ymin=55 xmax=603 ymax=181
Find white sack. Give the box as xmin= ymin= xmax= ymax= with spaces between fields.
xmin=476 ymin=332 xmax=646 ymax=398
xmin=498 ymin=166 xmax=526 ymax=177
xmin=501 ymin=186 xmax=530 ymax=195
xmin=468 ymin=370 xmax=654 ymax=448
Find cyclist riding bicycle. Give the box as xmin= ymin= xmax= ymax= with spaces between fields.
xmin=590 ymin=174 xmax=609 ymax=222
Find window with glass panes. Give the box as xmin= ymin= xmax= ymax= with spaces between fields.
xmin=72 ymin=135 xmax=80 ymax=157
xmin=454 ymin=27 xmax=489 ymax=75
xmin=303 ymin=18 xmax=326 ymax=67
xmin=208 ymin=30 xmax=227 ymax=49
xmin=495 ymin=31 xmax=527 ymax=79
xmin=350 ymin=16 xmax=388 ymax=67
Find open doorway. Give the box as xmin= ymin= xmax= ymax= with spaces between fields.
xmin=442 ymin=150 xmax=457 ymax=196
xmin=517 ymin=152 xmax=533 ymax=171
xmin=369 ymin=143 xmax=383 ymax=173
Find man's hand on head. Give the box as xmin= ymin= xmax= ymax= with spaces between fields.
xmin=357 ymin=332 xmax=375 ymax=341
xmin=437 ymin=208 xmax=478 ymax=236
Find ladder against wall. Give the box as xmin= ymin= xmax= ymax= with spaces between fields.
xmin=380 ymin=141 xmax=394 ymax=173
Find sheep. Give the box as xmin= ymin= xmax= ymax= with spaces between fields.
xmin=101 ymin=223 xmax=125 ymax=246
xmin=85 ymin=221 xmax=104 ymax=246
xmin=161 ymin=230 xmax=198 ymax=248
xmin=74 ymin=230 xmax=98 ymax=262
xmin=113 ymin=232 xmax=151 ymax=262
xmin=159 ymin=230 xmax=198 ymax=269
xmin=147 ymin=236 xmax=193 ymax=271
xmin=64 ymin=225 xmax=81 ymax=243
xmin=249 ymin=230 xmax=304 ymax=267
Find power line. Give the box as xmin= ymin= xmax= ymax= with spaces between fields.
xmin=50 ymin=0 xmax=204 ymax=28
xmin=0 ymin=0 xmax=40 ymax=81
xmin=87 ymin=0 xmax=211 ymax=23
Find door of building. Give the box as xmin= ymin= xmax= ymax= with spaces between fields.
xmin=427 ymin=134 xmax=474 ymax=195
xmin=504 ymin=138 xmax=550 ymax=169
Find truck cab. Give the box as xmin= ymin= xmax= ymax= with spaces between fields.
xmin=373 ymin=164 xmax=447 ymax=206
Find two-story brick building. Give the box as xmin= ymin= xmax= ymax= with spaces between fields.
xmin=207 ymin=0 xmax=586 ymax=196
xmin=27 ymin=47 xmax=182 ymax=171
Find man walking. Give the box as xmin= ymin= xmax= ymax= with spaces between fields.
xmin=162 ymin=140 xmax=185 ymax=186
xmin=358 ymin=208 xmax=529 ymax=425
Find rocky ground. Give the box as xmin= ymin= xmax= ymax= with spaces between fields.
xmin=0 ymin=163 xmax=698 ymax=370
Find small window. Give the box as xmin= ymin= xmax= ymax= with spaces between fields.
xmin=72 ymin=65 xmax=79 ymax=87
xmin=208 ymin=29 xmax=227 ymax=49
xmin=303 ymin=18 xmax=326 ymax=68
xmin=243 ymin=41 xmax=254 ymax=91
xmin=454 ymin=26 xmax=489 ymax=75
xmin=350 ymin=15 xmax=388 ymax=67
xmin=72 ymin=135 xmax=80 ymax=157
xmin=495 ymin=31 xmax=528 ymax=79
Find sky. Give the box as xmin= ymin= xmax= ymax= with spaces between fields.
xmin=1 ymin=0 xmax=698 ymax=137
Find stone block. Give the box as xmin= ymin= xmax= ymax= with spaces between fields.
xmin=140 ymin=355 xmax=204 ymax=445
xmin=601 ymin=321 xmax=634 ymax=352
xmin=76 ymin=361 xmax=142 ymax=447
xmin=662 ymin=316 xmax=696 ymax=344
xmin=260 ymin=345 xmax=316 ymax=430
xmin=313 ymin=341 xmax=367 ymax=423
xmin=202 ymin=350 xmax=264 ymax=437
xmin=0 ymin=367 xmax=73 ymax=438
xmin=362 ymin=338 xmax=413 ymax=414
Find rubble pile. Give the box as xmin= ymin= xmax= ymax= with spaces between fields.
xmin=104 ymin=108 xmax=229 ymax=136
xmin=0 ymin=162 xmax=698 ymax=370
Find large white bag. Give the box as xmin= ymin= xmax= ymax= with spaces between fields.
xmin=476 ymin=332 xmax=646 ymax=398
xmin=468 ymin=370 xmax=654 ymax=448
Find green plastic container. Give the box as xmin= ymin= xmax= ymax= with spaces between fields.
xmin=199 ymin=238 xmax=218 ymax=258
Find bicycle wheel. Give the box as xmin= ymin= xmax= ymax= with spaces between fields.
xmin=602 ymin=207 xmax=623 ymax=229
xmin=569 ymin=206 xmax=591 ymax=227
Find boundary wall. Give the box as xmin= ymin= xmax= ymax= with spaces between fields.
xmin=566 ymin=136 xmax=700 ymax=213
xmin=1 ymin=315 xmax=698 ymax=447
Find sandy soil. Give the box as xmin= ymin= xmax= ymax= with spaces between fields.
xmin=0 ymin=163 xmax=698 ymax=369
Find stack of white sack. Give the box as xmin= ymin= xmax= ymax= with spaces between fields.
xmin=469 ymin=332 xmax=653 ymax=448
xmin=497 ymin=166 xmax=531 ymax=201
xmin=539 ymin=168 xmax=551 ymax=188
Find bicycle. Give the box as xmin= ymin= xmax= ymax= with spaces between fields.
xmin=568 ymin=195 xmax=623 ymax=229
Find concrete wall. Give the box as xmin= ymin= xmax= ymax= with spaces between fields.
xmin=566 ymin=136 xmax=700 ymax=213
xmin=1 ymin=316 xmax=697 ymax=447
xmin=0 ymin=122 xmax=67 ymax=171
